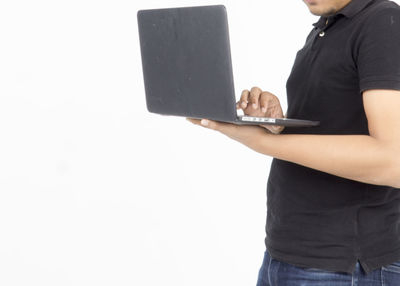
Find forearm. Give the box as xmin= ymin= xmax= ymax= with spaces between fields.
xmin=253 ymin=133 xmax=400 ymax=187
xmin=187 ymin=117 xmax=400 ymax=187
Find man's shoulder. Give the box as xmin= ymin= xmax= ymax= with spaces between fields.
xmin=355 ymin=0 xmax=400 ymax=35
xmin=364 ymin=0 xmax=400 ymax=20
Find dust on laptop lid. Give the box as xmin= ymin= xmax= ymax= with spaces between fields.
xmin=137 ymin=5 xmax=238 ymax=122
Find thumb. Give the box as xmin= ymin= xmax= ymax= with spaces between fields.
xmin=265 ymin=125 xmax=284 ymax=134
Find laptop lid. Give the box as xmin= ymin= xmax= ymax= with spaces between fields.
xmin=137 ymin=5 xmax=238 ymax=122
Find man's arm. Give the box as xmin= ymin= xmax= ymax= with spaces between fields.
xmin=188 ymin=89 xmax=400 ymax=188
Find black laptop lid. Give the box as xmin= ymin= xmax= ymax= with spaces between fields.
xmin=137 ymin=5 xmax=238 ymax=122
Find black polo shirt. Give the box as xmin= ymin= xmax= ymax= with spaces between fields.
xmin=265 ymin=0 xmax=400 ymax=275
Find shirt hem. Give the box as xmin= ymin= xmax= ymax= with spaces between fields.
xmin=361 ymin=247 xmax=400 ymax=275
xmin=360 ymin=79 xmax=400 ymax=92
xmin=265 ymin=242 xmax=357 ymax=275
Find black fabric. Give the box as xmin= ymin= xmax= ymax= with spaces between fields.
xmin=265 ymin=0 xmax=400 ymax=275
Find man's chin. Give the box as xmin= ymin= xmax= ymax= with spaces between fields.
xmin=308 ymin=7 xmax=337 ymax=17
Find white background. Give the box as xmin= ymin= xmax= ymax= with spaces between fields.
xmin=1 ymin=0 xmax=392 ymax=285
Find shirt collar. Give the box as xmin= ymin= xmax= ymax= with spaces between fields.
xmin=338 ymin=0 xmax=376 ymax=18
xmin=312 ymin=0 xmax=377 ymax=29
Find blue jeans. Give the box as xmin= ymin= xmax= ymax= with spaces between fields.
xmin=256 ymin=250 xmax=400 ymax=286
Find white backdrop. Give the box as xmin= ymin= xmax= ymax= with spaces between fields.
xmin=2 ymin=0 xmax=391 ymax=285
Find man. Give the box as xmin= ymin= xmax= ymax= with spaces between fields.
xmin=188 ymin=0 xmax=400 ymax=284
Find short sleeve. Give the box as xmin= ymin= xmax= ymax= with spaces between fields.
xmin=357 ymin=7 xmax=400 ymax=92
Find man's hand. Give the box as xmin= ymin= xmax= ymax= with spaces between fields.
xmin=236 ymin=87 xmax=285 ymax=134
xmin=186 ymin=118 xmax=270 ymax=151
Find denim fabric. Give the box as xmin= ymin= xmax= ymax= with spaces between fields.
xmin=256 ymin=250 xmax=400 ymax=286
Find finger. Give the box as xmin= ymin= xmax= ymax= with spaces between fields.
xmin=262 ymin=124 xmax=284 ymax=134
xmin=260 ymin=91 xmax=273 ymax=113
xmin=249 ymin=86 xmax=262 ymax=110
xmin=187 ymin=118 xmax=220 ymax=131
xmin=200 ymin=119 xmax=217 ymax=129
xmin=271 ymin=125 xmax=285 ymax=134
xmin=239 ymin=89 xmax=250 ymax=109
xmin=201 ymin=119 xmax=230 ymax=132
xmin=203 ymin=120 xmax=241 ymax=135
xmin=186 ymin=118 xmax=202 ymax=125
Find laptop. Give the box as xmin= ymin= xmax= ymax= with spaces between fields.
xmin=137 ymin=5 xmax=319 ymax=127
